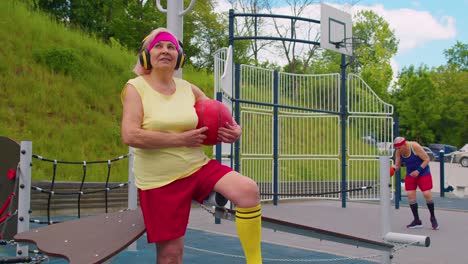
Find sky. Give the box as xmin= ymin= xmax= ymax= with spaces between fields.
xmin=213 ymin=0 xmax=467 ymax=75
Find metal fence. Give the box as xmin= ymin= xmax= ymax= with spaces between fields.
xmin=213 ymin=48 xmax=394 ymax=203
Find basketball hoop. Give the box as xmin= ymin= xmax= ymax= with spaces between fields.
xmin=333 ymin=37 xmax=368 ymax=67
xmin=331 ymin=37 xmax=367 ymax=49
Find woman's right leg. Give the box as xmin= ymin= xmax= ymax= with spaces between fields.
xmin=138 ymin=178 xmax=193 ymax=264
xmin=156 ymin=237 xmax=184 ymax=264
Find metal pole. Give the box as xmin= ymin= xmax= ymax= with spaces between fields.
xmin=166 ymin=0 xmax=182 ymax=41
xmin=439 ymin=150 xmax=445 ymax=197
xmin=394 ymin=114 xmax=400 ymax=209
xmin=156 ymin=0 xmax=196 ymax=78
xmin=380 ymin=156 xmax=392 ymax=264
xmin=127 ymin=147 xmax=138 ymax=251
xmin=127 ymin=148 xmax=137 ymax=211
xmin=273 ymin=70 xmax=279 ymax=206
xmin=16 ymin=141 xmax=32 ymax=257
xmin=215 ymin=91 xmax=223 ymax=224
xmin=234 ymin=64 xmax=241 ymax=173
xmin=168 ymin=0 xmax=183 ymax=78
xmin=340 ymin=54 xmax=347 ymax=208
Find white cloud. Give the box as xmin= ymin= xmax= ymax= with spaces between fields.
xmin=350 ymin=3 xmax=456 ymax=86
xmin=213 ymin=0 xmax=231 ymax=13
xmin=351 ymin=4 xmax=457 ymax=55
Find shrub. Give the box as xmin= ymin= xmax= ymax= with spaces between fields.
xmin=33 ymin=47 xmax=83 ymax=77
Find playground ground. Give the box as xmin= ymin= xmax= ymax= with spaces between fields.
xmin=2 ymin=160 xmax=467 ymax=263
xmin=188 ymin=192 xmax=468 ymax=264
xmin=1 ymin=192 xmax=467 ymax=263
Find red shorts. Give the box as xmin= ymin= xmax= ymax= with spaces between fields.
xmin=138 ymin=160 xmax=232 ymax=243
xmin=405 ymin=173 xmax=433 ymax=192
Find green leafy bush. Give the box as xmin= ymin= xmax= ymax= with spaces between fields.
xmin=33 ymin=47 xmax=83 ymax=77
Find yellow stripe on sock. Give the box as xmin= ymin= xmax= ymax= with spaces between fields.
xmin=236 ymin=207 xmax=261 ymax=219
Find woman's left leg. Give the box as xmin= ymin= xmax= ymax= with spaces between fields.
xmin=214 ymin=171 xmax=262 ymax=264
xmin=156 ymin=237 xmax=184 ymax=264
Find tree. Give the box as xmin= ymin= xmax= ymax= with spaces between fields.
xmin=30 ymin=0 xmax=69 ymax=22
xmin=110 ymin=0 xmax=230 ymax=70
xmin=265 ymin=0 xmax=321 ymax=74
xmin=109 ymin=0 xmax=165 ymax=52
xmin=352 ymin=10 xmax=398 ymax=99
xmin=183 ymin=0 xmax=233 ymax=69
xmin=391 ymin=65 xmax=441 ymax=145
xmin=430 ymin=65 xmax=468 ymax=146
xmin=443 ymin=41 xmax=468 ymax=71
xmin=392 ymin=64 xmax=468 ymax=147
xmin=26 ymin=0 xmax=228 ymax=70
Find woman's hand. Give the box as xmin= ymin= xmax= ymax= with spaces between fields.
xmin=179 ymin=127 xmax=208 ymax=147
xmin=217 ymin=122 xmax=242 ymax=144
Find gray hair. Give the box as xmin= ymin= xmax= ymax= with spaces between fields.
xmin=393 ymin=137 xmax=406 ymax=146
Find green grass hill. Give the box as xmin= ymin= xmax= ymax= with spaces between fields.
xmin=0 ymin=1 xmax=214 ymax=182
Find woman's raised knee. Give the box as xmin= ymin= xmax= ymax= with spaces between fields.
xmin=236 ymin=177 xmax=260 ymax=207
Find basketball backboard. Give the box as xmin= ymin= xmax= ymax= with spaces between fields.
xmin=320 ymin=3 xmax=353 ymax=56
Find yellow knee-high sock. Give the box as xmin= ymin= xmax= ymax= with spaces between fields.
xmin=235 ymin=204 xmax=262 ymax=264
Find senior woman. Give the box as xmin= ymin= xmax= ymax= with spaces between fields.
xmin=120 ymin=28 xmax=262 ymax=264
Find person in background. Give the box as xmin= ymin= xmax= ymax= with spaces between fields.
xmin=120 ymin=28 xmax=263 ymax=263
xmin=393 ymin=137 xmax=439 ymax=230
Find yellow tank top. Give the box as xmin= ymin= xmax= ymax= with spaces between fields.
xmin=123 ymin=76 xmax=209 ymax=190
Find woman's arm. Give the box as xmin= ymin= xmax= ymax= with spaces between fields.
xmin=394 ymin=149 xmax=402 ymax=171
xmin=412 ymin=142 xmax=430 ymax=171
xmin=191 ymin=84 xmax=209 ymax=102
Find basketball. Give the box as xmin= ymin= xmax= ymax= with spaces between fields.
xmin=194 ymin=99 xmax=234 ymax=145
xmin=390 ymin=166 xmax=395 ymax=177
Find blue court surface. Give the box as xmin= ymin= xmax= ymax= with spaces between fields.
xmin=1 ymin=227 xmax=375 ymax=264
xmin=125 ymin=229 xmax=377 ymax=264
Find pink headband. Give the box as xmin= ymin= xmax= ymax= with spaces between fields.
xmin=394 ymin=138 xmax=407 ymax=148
xmin=147 ymin=32 xmax=180 ymax=52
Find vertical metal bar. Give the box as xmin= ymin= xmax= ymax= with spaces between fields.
xmin=216 ymin=92 xmax=223 ymax=163
xmin=127 ymin=147 xmax=138 ymax=251
xmin=394 ymin=114 xmax=400 ymax=209
xmin=273 ymin=70 xmax=279 ymax=205
xmin=440 ymin=150 xmax=445 ymax=197
xmin=234 ymin=63 xmax=241 ymax=173
xmin=215 ymin=91 xmax=223 ymax=224
xmin=17 ymin=141 xmax=31 ymax=257
xmin=229 ymin=9 xmax=234 ymax=47
xmin=127 ymin=148 xmax=136 ymax=210
xmin=340 ymin=54 xmax=347 ymax=208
